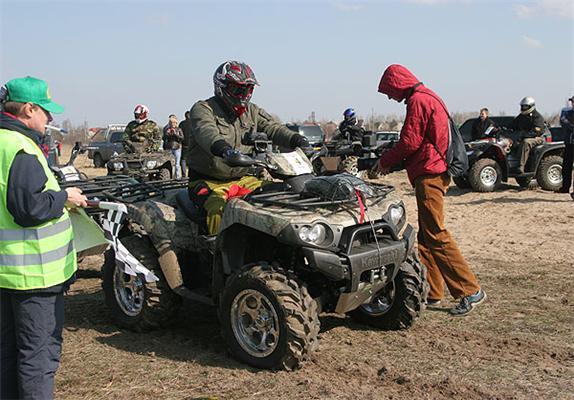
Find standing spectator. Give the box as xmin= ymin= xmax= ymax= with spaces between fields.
xmin=558 ymin=96 xmax=574 ymax=194
xmin=374 ymin=64 xmax=486 ymax=316
xmin=179 ymin=111 xmax=192 ymax=178
xmin=0 ymin=76 xmax=87 ymax=399
xmin=163 ymin=114 xmax=184 ymax=179
xmin=471 ymin=107 xmax=495 ymax=140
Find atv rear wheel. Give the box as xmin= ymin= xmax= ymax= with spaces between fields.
xmin=93 ymin=153 xmax=105 ymax=168
xmin=349 ymin=257 xmax=428 ymax=330
xmin=219 ymin=263 xmax=320 ymax=370
xmin=468 ymin=158 xmax=502 ymax=192
xmin=536 ymin=155 xmax=562 ymax=191
xmin=340 ymin=156 xmax=360 ymax=177
xmin=102 ymin=234 xmax=181 ymax=332
xmin=453 ymin=176 xmax=471 ymax=189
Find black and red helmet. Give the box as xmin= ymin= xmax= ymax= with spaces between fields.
xmin=213 ymin=61 xmax=259 ymax=116
xmin=133 ymin=104 xmax=149 ymax=122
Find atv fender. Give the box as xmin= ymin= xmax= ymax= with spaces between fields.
xmin=471 ymin=145 xmax=508 ymax=181
xmin=531 ymin=144 xmax=564 ymax=172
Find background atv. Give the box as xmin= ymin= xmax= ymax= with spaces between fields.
xmin=99 ymin=142 xmax=428 ymax=371
xmin=311 ymin=135 xmax=365 ymax=177
xmin=457 ymin=128 xmax=564 ymax=192
xmin=107 ymin=150 xmax=175 ymax=181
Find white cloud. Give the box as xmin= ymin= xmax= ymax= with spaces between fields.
xmin=333 ymin=1 xmax=365 ymax=12
xmin=514 ymin=0 xmax=573 ymax=20
xmin=513 ymin=4 xmax=535 ymax=19
xmin=522 ymin=35 xmax=544 ymax=48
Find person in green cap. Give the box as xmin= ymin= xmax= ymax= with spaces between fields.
xmin=0 ymin=76 xmax=87 ymax=400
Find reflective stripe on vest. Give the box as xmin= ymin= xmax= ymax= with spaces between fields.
xmin=0 ymin=128 xmax=77 ymax=290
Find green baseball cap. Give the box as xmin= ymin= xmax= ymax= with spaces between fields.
xmin=5 ymin=76 xmax=64 ymax=114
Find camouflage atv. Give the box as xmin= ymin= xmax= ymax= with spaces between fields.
xmin=106 ymin=150 xmax=175 ymax=181
xmin=101 ymin=141 xmax=428 ymax=370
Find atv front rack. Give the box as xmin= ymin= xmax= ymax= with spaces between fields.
xmin=60 ymin=175 xmax=189 ymax=204
xmin=247 ymin=183 xmax=395 ymax=210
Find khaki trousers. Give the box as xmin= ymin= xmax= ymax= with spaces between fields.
xmin=519 ymin=137 xmax=544 ymax=172
xmin=415 ymin=173 xmax=481 ymax=300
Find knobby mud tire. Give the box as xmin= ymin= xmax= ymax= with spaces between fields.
xmin=468 ymin=158 xmax=502 ymax=192
xmin=219 ymin=263 xmax=320 ymax=370
xmin=536 ymin=155 xmax=563 ymax=191
xmin=102 ymin=234 xmax=181 ymax=332
xmin=158 ymin=167 xmax=172 ymax=181
xmin=349 ymin=257 xmax=429 ymax=330
xmin=340 ymin=156 xmax=360 ymax=177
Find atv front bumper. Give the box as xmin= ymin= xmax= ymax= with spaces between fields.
xmin=302 ymin=224 xmax=416 ymax=314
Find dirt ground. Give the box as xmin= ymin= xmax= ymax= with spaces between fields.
xmin=56 ymin=149 xmax=573 ymax=400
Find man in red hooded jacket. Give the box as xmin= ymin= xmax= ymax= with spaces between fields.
xmin=375 ymin=64 xmax=486 ymax=316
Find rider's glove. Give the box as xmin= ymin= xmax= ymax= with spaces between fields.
xmin=289 ymin=134 xmax=310 ymax=149
xmin=223 ymin=148 xmax=241 ymax=160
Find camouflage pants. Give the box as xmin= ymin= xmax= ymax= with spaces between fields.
xmin=190 ymin=176 xmax=264 ymax=235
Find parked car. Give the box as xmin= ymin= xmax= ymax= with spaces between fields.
xmin=458 ymin=116 xmax=514 ymax=143
xmin=375 ymin=131 xmax=400 ymax=147
xmin=286 ymin=123 xmax=325 ymax=147
xmin=88 ymin=124 xmax=127 ymax=167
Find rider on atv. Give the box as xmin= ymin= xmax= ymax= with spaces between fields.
xmin=186 ymin=60 xmax=309 ymax=234
xmin=333 ymin=107 xmax=365 ymax=142
xmin=510 ymin=96 xmax=546 ymax=174
xmin=123 ymin=104 xmax=162 ymax=154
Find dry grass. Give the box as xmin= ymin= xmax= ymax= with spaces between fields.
xmin=57 ymin=148 xmax=574 ymax=399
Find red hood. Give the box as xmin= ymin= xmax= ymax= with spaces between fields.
xmin=378 ymin=64 xmax=421 ymax=102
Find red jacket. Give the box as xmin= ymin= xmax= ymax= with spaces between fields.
xmin=377 ymin=64 xmax=448 ymax=185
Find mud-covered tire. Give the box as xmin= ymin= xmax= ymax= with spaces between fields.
xmin=102 ymin=234 xmax=181 ymax=332
xmin=536 ymin=155 xmax=563 ymax=191
xmin=340 ymin=156 xmax=360 ymax=177
xmin=93 ymin=153 xmax=104 ymax=168
xmin=468 ymin=158 xmax=502 ymax=192
xmin=157 ymin=167 xmax=171 ymax=181
xmin=349 ymin=257 xmax=429 ymax=330
xmin=366 ymin=169 xmax=381 ymax=180
xmin=219 ymin=263 xmax=320 ymax=370
xmin=453 ymin=176 xmax=471 ymax=189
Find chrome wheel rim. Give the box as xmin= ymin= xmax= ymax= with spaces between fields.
xmin=113 ymin=266 xmax=145 ymax=317
xmin=480 ymin=166 xmax=498 ymax=186
xmin=230 ymin=289 xmax=280 ymax=358
xmin=547 ymin=164 xmax=562 ymax=185
xmin=360 ymin=281 xmax=395 ymax=316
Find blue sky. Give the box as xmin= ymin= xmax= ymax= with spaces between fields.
xmin=1 ymin=0 xmax=573 ymax=127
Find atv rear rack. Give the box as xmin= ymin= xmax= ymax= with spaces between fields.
xmin=247 ymin=183 xmax=395 ymax=210
xmin=60 ymin=176 xmax=189 ymax=204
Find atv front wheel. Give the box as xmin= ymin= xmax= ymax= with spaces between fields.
xmin=468 ymin=158 xmax=501 ymax=192
xmin=536 ymin=155 xmax=562 ymax=191
xmin=219 ymin=263 xmax=320 ymax=370
xmin=349 ymin=257 xmax=428 ymax=330
xmin=102 ymin=234 xmax=181 ymax=332
xmin=157 ymin=167 xmax=171 ymax=181
xmin=340 ymin=156 xmax=360 ymax=177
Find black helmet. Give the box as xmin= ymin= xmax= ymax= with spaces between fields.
xmin=214 ymin=61 xmax=259 ymax=116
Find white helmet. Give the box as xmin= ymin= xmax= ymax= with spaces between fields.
xmin=520 ymin=96 xmax=536 ymax=115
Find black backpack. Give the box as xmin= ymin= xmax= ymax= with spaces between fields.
xmin=420 ymin=90 xmax=469 ymax=178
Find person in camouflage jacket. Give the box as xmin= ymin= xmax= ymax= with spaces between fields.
xmin=123 ymin=104 xmax=162 ymax=153
xmin=188 ymin=61 xmax=309 ymax=234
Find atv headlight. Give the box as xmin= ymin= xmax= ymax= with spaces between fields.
xmin=384 ymin=203 xmax=406 ymax=231
xmin=298 ymin=223 xmax=333 ymax=246
xmin=112 ymin=162 xmax=124 ymax=170
xmin=145 ymin=160 xmax=157 ymax=169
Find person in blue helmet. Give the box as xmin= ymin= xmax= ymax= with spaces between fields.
xmin=334 ymin=107 xmax=365 ymax=142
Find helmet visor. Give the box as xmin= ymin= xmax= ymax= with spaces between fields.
xmin=226 ymin=83 xmax=254 ymax=101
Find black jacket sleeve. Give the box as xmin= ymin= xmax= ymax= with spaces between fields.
xmin=7 ymin=152 xmax=68 ymax=227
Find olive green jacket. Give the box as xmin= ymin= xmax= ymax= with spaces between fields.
xmin=123 ymin=119 xmax=162 ymax=153
xmin=188 ymin=97 xmax=297 ymax=180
